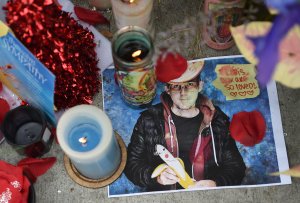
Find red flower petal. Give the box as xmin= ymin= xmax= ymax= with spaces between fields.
xmin=155 ymin=52 xmax=188 ymax=83
xmin=0 ymin=98 xmax=10 ymax=124
xmin=74 ymin=6 xmax=109 ymax=25
xmin=0 ymin=82 xmax=3 ymax=92
xmin=229 ymin=110 xmax=266 ymax=147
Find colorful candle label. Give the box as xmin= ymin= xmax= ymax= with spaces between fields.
xmin=213 ymin=64 xmax=260 ymax=100
xmin=115 ymin=66 xmax=156 ymax=106
xmin=0 ymin=21 xmax=56 ymax=124
xmin=204 ymin=0 xmax=245 ymax=50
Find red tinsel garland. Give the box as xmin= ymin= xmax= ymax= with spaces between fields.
xmin=4 ymin=0 xmax=101 ymax=110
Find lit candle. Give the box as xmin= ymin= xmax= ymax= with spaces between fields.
xmin=89 ymin=0 xmax=112 ymax=10
xmin=117 ymin=39 xmax=149 ymax=63
xmin=112 ymin=26 xmax=156 ymax=107
xmin=56 ymin=105 xmax=121 ymax=180
xmin=111 ymin=0 xmax=154 ymax=31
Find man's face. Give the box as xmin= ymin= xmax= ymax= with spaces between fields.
xmin=166 ymin=81 xmax=200 ymax=110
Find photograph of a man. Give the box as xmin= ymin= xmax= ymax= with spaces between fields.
xmin=125 ymin=60 xmax=246 ymax=191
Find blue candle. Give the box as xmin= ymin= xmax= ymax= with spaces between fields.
xmin=56 ymin=105 xmax=121 ymax=180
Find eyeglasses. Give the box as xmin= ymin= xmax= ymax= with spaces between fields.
xmin=168 ymin=82 xmax=198 ymax=92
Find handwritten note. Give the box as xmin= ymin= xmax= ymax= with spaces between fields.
xmin=213 ymin=64 xmax=260 ymax=100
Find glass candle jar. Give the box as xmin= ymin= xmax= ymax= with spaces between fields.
xmin=203 ymin=0 xmax=246 ymax=50
xmin=111 ymin=0 xmax=155 ymax=36
xmin=112 ymin=26 xmax=156 ymax=107
xmin=1 ymin=105 xmax=54 ymax=157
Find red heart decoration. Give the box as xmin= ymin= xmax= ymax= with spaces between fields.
xmin=229 ymin=110 xmax=266 ymax=147
xmin=155 ymin=52 xmax=188 ymax=83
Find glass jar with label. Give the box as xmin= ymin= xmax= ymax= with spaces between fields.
xmin=203 ymin=0 xmax=246 ymax=50
xmin=111 ymin=26 xmax=156 ymax=107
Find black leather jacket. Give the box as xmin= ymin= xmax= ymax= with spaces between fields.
xmin=125 ymin=94 xmax=246 ymax=191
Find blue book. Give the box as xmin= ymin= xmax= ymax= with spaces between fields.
xmin=0 ymin=21 xmax=56 ymax=125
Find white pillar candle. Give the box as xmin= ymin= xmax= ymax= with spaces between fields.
xmin=56 ymin=105 xmax=121 ymax=180
xmin=89 ymin=0 xmax=112 ymax=10
xmin=111 ymin=0 xmax=153 ymax=30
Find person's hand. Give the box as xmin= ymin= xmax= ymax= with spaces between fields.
xmin=157 ymin=166 xmax=179 ymax=185
xmin=188 ymin=179 xmax=217 ymax=189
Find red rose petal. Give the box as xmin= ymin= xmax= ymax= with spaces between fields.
xmin=229 ymin=110 xmax=266 ymax=147
xmin=0 ymin=98 xmax=10 ymax=124
xmin=74 ymin=6 xmax=109 ymax=25
xmin=155 ymin=52 xmax=188 ymax=83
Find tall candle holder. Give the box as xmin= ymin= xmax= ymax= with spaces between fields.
xmin=111 ymin=0 xmax=155 ymax=36
xmin=56 ymin=105 xmax=126 ymax=188
xmin=112 ymin=26 xmax=156 ymax=107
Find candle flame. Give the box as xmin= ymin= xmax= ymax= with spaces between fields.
xmin=132 ymin=50 xmax=142 ymax=58
xmin=79 ymin=136 xmax=87 ymax=144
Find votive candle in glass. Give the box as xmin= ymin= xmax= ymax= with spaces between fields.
xmin=203 ymin=0 xmax=246 ymax=50
xmin=111 ymin=26 xmax=156 ymax=107
xmin=111 ymin=0 xmax=154 ymax=35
